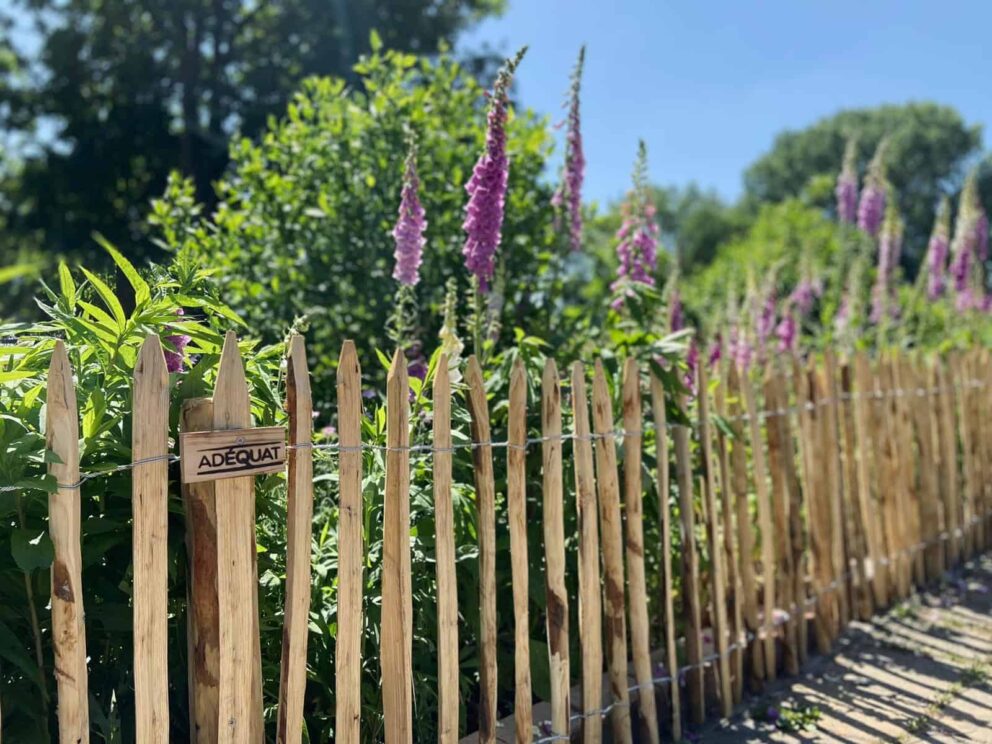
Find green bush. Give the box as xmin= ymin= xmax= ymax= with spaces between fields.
xmin=151 ymin=44 xmax=558 ymax=413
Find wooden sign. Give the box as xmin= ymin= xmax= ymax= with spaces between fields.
xmin=180 ymin=427 xmax=287 ymax=484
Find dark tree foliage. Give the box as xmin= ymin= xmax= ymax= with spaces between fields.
xmin=0 ymin=0 xmax=504 ymax=263
xmin=743 ymin=102 xmax=984 ymax=270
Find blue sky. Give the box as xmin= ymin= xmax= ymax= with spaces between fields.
xmin=457 ymin=0 xmax=992 ymax=207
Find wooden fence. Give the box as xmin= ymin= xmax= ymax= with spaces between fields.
xmin=37 ymin=331 xmax=992 ymax=743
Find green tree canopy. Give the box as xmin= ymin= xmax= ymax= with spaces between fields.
xmin=743 ymin=102 xmax=984 ymax=269
xmin=0 ymin=0 xmax=504 ymax=263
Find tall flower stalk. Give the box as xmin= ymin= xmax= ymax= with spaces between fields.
xmin=552 ymin=46 xmax=586 ymax=252
xmin=857 ymin=139 xmax=888 ymax=237
xmin=923 ymin=198 xmax=951 ymax=301
xmin=611 ymin=141 xmax=659 ymax=306
xmin=949 ymin=170 xmax=987 ymax=299
xmin=388 ymin=137 xmax=427 ymax=352
xmin=870 ymin=194 xmax=903 ymax=323
xmin=462 ymin=47 xmax=527 ymax=293
xmin=836 ymin=136 xmax=859 ymax=224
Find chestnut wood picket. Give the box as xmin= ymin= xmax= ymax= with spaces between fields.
xmin=33 ymin=333 xmax=992 ymax=743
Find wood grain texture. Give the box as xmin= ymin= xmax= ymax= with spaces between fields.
xmin=698 ymin=362 xmax=734 ymax=718
xmin=591 ymin=360 xmax=633 ymax=744
xmin=335 ymin=341 xmax=364 ymax=744
xmin=822 ymin=351 xmax=849 ymax=631
xmin=571 ymin=364 xmax=603 ymax=744
xmin=540 ymin=359 xmax=566 ymax=740
xmin=648 ymin=373 xmax=681 ymax=741
xmin=763 ymin=373 xmax=799 ymax=676
xmin=132 ymin=335 xmax=170 ymax=743
xmin=621 ymin=359 xmax=659 ymax=743
xmin=46 ymin=341 xmax=90 ymax=743
xmin=212 ymin=331 xmax=263 ymax=743
xmin=509 ymin=359 xmax=533 ymax=742
xmin=433 ymin=356 xmax=459 ymax=744
xmin=853 ymin=353 xmax=888 ymax=609
xmin=714 ymin=369 xmax=744 ymax=704
xmin=465 ymin=356 xmax=498 ymax=744
xmin=277 ymin=335 xmax=314 ymax=744
xmin=673 ymin=394 xmax=705 ymax=724
xmin=742 ymin=373 xmax=776 ymax=681
xmin=181 ymin=398 xmax=220 ymax=744
xmin=382 ymin=349 xmax=413 ymax=743
xmin=726 ymin=365 xmax=763 ymax=690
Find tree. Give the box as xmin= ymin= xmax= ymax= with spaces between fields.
xmin=743 ymin=103 xmax=983 ymax=270
xmin=0 ymin=0 xmax=504 ymax=264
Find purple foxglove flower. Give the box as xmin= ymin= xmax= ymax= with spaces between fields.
xmin=462 ymin=48 xmax=527 ymax=292
xmin=789 ymin=278 xmax=822 ymax=316
xmin=669 ymin=287 xmax=685 ymax=332
xmin=611 ymin=142 xmax=659 ymax=304
xmin=976 ymin=212 xmax=989 ymax=263
xmin=836 ymin=137 xmax=859 ymax=224
xmin=755 ymin=289 xmax=776 ymax=352
xmin=707 ymin=334 xmax=722 ymax=369
xmin=165 ymin=308 xmax=191 ymax=373
xmin=870 ymin=198 xmax=903 ymax=323
xmin=857 ymin=140 xmax=888 ymax=237
xmin=775 ymin=310 xmax=797 ymax=353
xmin=392 ymin=142 xmax=427 ymax=286
xmin=685 ymin=339 xmax=699 ymax=394
xmin=553 ymin=46 xmax=586 ymax=252
xmin=729 ymin=326 xmax=754 ymax=372
xmin=834 ymin=294 xmax=850 ymax=334
xmin=925 ymin=199 xmax=951 ymax=301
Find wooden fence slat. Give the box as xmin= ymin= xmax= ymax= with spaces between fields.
xmin=782 ymin=372 xmax=808 ymax=667
xmin=621 ymin=359 xmax=660 ymax=743
xmin=698 ymin=362 xmax=733 ymax=718
xmin=893 ymin=357 xmax=925 ymax=589
xmin=277 ymin=334 xmax=314 ymax=744
xmin=838 ymin=362 xmax=873 ymax=621
xmin=726 ymin=365 xmax=763 ymax=692
xmin=132 ymin=335 xmax=170 ymax=743
xmin=47 ymin=340 xmax=90 ymax=743
xmin=672 ymin=395 xmax=705 ymax=724
xmin=335 ymin=341 xmax=364 ymax=744
xmin=880 ymin=360 xmax=910 ymax=599
xmin=742 ymin=373 xmax=776 ymax=681
xmin=212 ymin=332 xmax=263 ymax=743
xmin=853 ymin=352 xmax=887 ymax=609
xmin=465 ymin=356 xmax=499 ymax=744
xmin=382 ymin=349 xmax=413 ymax=743
xmin=951 ymin=354 xmax=975 ymax=559
xmin=571 ymin=364 xmax=603 ymax=744
xmin=433 ymin=356 xmax=459 ymax=743
xmin=763 ymin=373 xmax=799 ymax=676
xmin=181 ymin=398 xmax=220 ymax=743
xmin=714 ymin=369 xmax=744 ymax=704
xmin=591 ymin=360 xmax=633 ymax=744
xmin=648 ymin=373 xmax=681 ymax=741
xmin=909 ymin=358 xmax=943 ymax=582
xmin=509 ymin=359 xmax=533 ymax=742
xmin=822 ymin=351 xmax=849 ymax=631
xmin=934 ymin=360 xmax=958 ymax=570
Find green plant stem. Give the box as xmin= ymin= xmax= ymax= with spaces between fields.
xmin=17 ymin=497 xmax=51 ymax=735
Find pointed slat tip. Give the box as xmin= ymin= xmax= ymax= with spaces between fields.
xmin=50 ymin=339 xmax=69 ymax=369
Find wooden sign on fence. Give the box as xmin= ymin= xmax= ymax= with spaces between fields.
xmin=179 ymin=426 xmax=287 ymax=483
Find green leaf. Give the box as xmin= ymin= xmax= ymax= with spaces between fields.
xmin=0 ymin=371 xmax=35 ymax=383
xmin=11 ymin=529 xmax=55 ymax=573
xmin=58 ymin=262 xmax=76 ymax=310
xmin=95 ymin=233 xmax=151 ymax=306
xmin=172 ymin=294 xmax=246 ymax=327
xmin=79 ymin=267 xmax=126 ymax=329
xmin=369 ymin=28 xmax=383 ymax=52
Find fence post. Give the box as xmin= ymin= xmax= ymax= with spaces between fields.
xmin=714 ymin=367 xmax=744 ymax=704
xmin=742 ymin=373 xmax=776 ymax=682
xmin=672 ymin=395 xmax=705 ymax=724
xmin=622 ymin=359 xmax=660 ymax=743
xmin=465 ymin=356 xmax=498 ymax=744
xmin=540 ymin=359 xmax=566 ymax=740
xmin=509 ymin=358 xmax=533 ymax=740
xmin=591 ymin=360 xmax=633 ymax=744
xmin=212 ymin=332 xmax=263 ymax=743
xmin=47 ymin=340 xmax=90 ymax=742
xmin=181 ymin=397 xmax=219 ymax=743
xmin=433 ymin=356 xmax=459 ymax=743
xmin=822 ymin=351 xmax=849 ymax=632
xmin=382 ymin=349 xmax=412 ymax=743
xmin=725 ymin=365 xmax=763 ymax=692
xmin=277 ymin=334 xmax=314 ymax=744
xmin=853 ymin=352 xmax=888 ymax=608
xmin=934 ymin=358 xmax=960 ymax=569
xmin=698 ymin=362 xmax=733 ymax=719
xmin=571 ymin=363 xmax=603 ymax=744
xmin=132 ymin=335 xmax=170 ymax=743
xmin=335 ymin=341 xmax=364 ymax=744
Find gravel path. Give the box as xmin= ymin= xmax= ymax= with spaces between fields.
xmin=700 ymin=555 xmax=992 ymax=743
